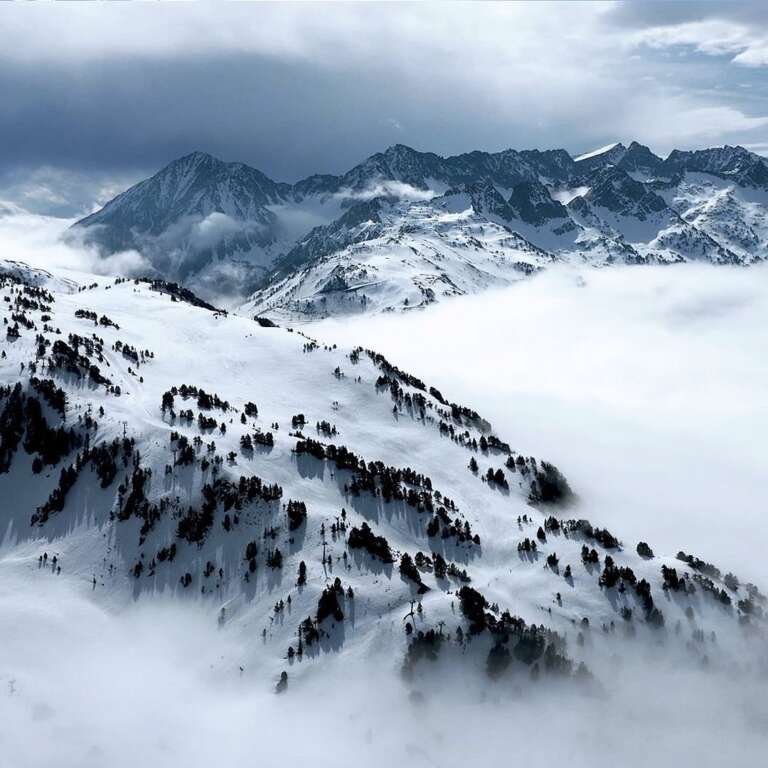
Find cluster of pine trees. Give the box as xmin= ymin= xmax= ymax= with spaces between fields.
xmin=347 ymin=522 xmax=393 ymax=562
xmin=75 ymin=308 xmax=120 ymax=330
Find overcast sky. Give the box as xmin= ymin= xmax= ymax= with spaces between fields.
xmin=1 ymin=1 xmax=768 ymax=215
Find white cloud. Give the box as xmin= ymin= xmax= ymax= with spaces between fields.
xmin=625 ymin=103 xmax=768 ymax=147
xmin=0 ymin=205 xmax=149 ymax=280
xmin=734 ymin=42 xmax=768 ymax=67
xmin=385 ymin=117 xmax=404 ymax=132
xmin=0 ymin=166 xmax=144 ymax=218
xmin=338 ymin=180 xmax=437 ymax=203
xmin=191 ymin=212 xmax=247 ymax=250
xmin=632 ymin=19 xmax=754 ymax=56
xmin=628 ymin=16 xmax=768 ymax=68
xmin=149 ymin=212 xmax=267 ymax=259
xmin=4 ymin=572 xmax=766 ymax=768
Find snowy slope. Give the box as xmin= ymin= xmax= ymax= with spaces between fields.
xmin=573 ymin=142 xmax=623 ymax=163
xmin=0 ymin=259 xmax=80 ymax=294
xmin=1 ymin=263 xmax=766 ymax=692
xmin=241 ymin=196 xmax=553 ymax=320
xmin=566 ymin=168 xmax=738 ymax=265
xmin=658 ymin=174 xmax=768 ymax=264
xmin=241 ymin=167 xmax=750 ymax=320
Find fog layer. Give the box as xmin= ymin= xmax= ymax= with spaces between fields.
xmin=2 ymin=567 xmax=767 ymax=768
xmin=0 ymin=206 xmax=148 ymax=279
xmin=318 ymin=264 xmax=768 ymax=584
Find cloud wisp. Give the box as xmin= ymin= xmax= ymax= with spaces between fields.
xmin=0 ymin=206 xmax=149 ymax=280
xmin=337 ymin=180 xmax=438 ymax=203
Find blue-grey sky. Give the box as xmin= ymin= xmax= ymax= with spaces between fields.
xmin=1 ymin=1 xmax=767 ymax=215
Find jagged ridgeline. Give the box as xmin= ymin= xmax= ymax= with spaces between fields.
xmin=0 ymin=265 xmax=765 ymax=692
xmin=67 ymin=142 xmax=768 ymax=318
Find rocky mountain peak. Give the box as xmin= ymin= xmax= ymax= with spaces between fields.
xmin=463 ymin=179 xmax=512 ymax=219
xmin=662 ymin=145 xmax=768 ymax=187
xmin=508 ymin=179 xmax=569 ymax=225
xmin=580 ymin=166 xmax=668 ymax=216
xmin=618 ymin=141 xmax=663 ymax=173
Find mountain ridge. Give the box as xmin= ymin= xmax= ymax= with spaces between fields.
xmin=70 ymin=141 xmax=768 ymax=314
xmin=2 ymin=261 xmax=766 ymax=692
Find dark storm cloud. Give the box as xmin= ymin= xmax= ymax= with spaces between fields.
xmin=0 ymin=54 xmax=544 ymax=185
xmin=0 ymin=52 xmax=617 ymax=185
xmin=606 ymin=1 xmax=768 ymax=29
xmin=0 ymin=2 xmax=767 ymax=214
xmin=0 ymin=56 xmax=380 ymax=182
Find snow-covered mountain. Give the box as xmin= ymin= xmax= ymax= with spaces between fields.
xmin=242 ymin=191 xmax=553 ymax=321
xmin=1 ymin=263 xmax=765 ymax=691
xmin=71 ymin=152 xmax=295 ymax=296
xmin=71 ymin=142 xmax=768 ymax=314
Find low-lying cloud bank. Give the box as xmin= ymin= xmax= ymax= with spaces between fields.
xmin=0 ymin=204 xmax=149 ymax=280
xmin=318 ymin=263 xmax=768 ymax=586
xmin=2 ymin=568 xmax=767 ymax=768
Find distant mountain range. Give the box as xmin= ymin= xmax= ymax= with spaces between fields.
xmin=71 ymin=141 xmax=768 ymax=318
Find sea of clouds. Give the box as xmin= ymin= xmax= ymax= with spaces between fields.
xmin=2 ymin=570 xmax=767 ymax=768
xmin=319 ymin=263 xmax=768 ymax=586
